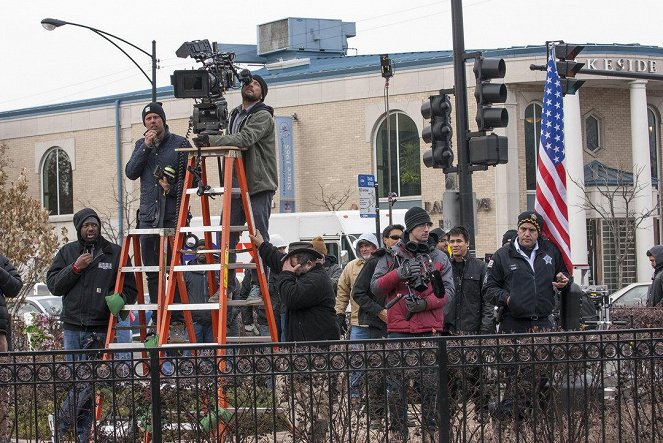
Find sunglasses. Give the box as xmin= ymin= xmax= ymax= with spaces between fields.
xmin=388 ymin=235 xmax=401 ymax=241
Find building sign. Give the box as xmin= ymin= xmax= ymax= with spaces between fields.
xmin=583 ymin=58 xmax=657 ymax=73
xmin=357 ymin=174 xmax=376 ymax=218
xmin=276 ymin=116 xmax=295 ymax=213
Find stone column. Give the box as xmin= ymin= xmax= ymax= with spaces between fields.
xmin=564 ymin=92 xmax=589 ymax=284
xmin=629 ymin=80 xmax=655 ymax=282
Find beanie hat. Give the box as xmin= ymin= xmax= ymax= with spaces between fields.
xmin=430 ymin=228 xmax=446 ymax=243
xmin=311 ymin=236 xmax=327 ymax=256
xmin=517 ymin=211 xmax=544 ymax=234
xmin=251 ymin=74 xmax=268 ymax=101
xmin=142 ymin=102 xmax=166 ymax=126
xmin=404 ymin=207 xmax=432 ymax=232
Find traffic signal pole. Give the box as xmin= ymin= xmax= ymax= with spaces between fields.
xmin=450 ymin=0 xmax=476 ymax=250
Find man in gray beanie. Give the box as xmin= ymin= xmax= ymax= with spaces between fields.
xmin=204 ymin=73 xmax=277 ymax=294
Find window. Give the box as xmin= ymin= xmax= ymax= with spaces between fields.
xmin=648 ymin=106 xmax=659 ymax=186
xmin=585 ymin=114 xmax=601 ymax=152
xmin=524 ymin=103 xmax=542 ymax=209
xmin=41 ymin=148 xmax=73 ymax=215
xmin=375 ymin=112 xmax=421 ymax=198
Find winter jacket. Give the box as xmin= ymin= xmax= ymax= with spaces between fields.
xmin=484 ymin=238 xmax=570 ymax=319
xmin=323 ymin=255 xmax=342 ymax=294
xmin=335 ymin=257 xmax=368 ymax=326
xmin=125 ymin=129 xmax=190 ymax=227
xmin=278 ymin=263 xmax=339 ymax=342
xmin=646 ymin=245 xmax=663 ymax=307
xmin=353 ymin=249 xmax=392 ymax=332
xmin=444 ymin=255 xmax=494 ymax=334
xmin=209 ymin=103 xmax=277 ymax=196
xmin=370 ymin=240 xmax=454 ymax=334
xmin=46 ymin=208 xmax=138 ymax=331
xmin=0 ymin=255 xmax=23 ymax=335
xmin=183 ymin=259 xmax=218 ymax=325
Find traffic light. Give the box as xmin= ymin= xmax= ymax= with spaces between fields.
xmin=468 ymin=133 xmax=508 ymax=166
xmin=421 ymin=94 xmax=453 ymax=169
xmin=555 ymin=44 xmax=585 ymax=95
xmin=473 ymin=57 xmax=508 ymax=132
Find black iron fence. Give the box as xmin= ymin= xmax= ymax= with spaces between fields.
xmin=0 ymin=328 xmax=661 ymax=442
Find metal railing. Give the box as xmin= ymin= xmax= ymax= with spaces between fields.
xmin=0 ymin=328 xmax=661 ymax=442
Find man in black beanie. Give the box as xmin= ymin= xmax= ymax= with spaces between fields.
xmin=125 ymin=102 xmax=190 ymax=318
xmin=204 ymin=73 xmax=277 ymax=293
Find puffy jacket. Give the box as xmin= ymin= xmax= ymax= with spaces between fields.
xmin=444 ymin=255 xmax=494 ymax=334
xmin=46 ymin=208 xmax=137 ymax=330
xmin=484 ymin=238 xmax=570 ymax=319
xmin=370 ymin=240 xmax=454 ymax=334
xmin=0 ymin=255 xmax=23 ymax=335
xmin=278 ymin=264 xmax=339 ymax=342
xmin=125 ymin=129 xmax=190 ymax=226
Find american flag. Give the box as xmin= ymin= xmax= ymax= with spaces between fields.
xmin=535 ymin=48 xmax=572 ymax=272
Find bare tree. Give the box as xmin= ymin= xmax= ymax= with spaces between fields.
xmin=307 ymin=182 xmax=352 ymax=211
xmin=572 ymin=163 xmax=657 ymax=288
xmin=0 ymin=143 xmax=61 ymax=309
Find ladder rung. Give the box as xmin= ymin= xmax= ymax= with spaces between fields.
xmin=179 ymin=249 xmax=222 ymax=254
xmin=121 ymin=304 xmax=158 ymax=311
xmin=121 ymin=266 xmax=163 ymax=273
xmin=124 ymin=228 xmax=175 ymax=236
xmin=173 ymin=263 xmax=257 ymax=272
xmin=185 ymin=187 xmax=241 ymax=195
xmin=178 ymin=226 xmax=246 ymax=233
xmin=165 ymin=300 xmax=265 ymax=310
xmin=107 ymin=342 xmax=147 ymax=349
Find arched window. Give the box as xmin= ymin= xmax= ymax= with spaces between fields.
xmin=648 ymin=106 xmax=659 ymax=186
xmin=41 ymin=148 xmax=73 ymax=215
xmin=585 ymin=114 xmax=602 ymax=153
xmin=524 ymin=103 xmax=542 ymax=209
xmin=375 ymin=112 xmax=421 ymax=198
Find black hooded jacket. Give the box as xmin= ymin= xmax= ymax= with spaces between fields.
xmin=0 ymin=255 xmax=23 ymax=335
xmin=647 ymin=245 xmax=663 ymax=306
xmin=353 ymin=248 xmax=392 ymax=332
xmin=47 ymin=208 xmax=137 ymax=331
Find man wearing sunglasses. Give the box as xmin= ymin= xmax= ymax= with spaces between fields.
xmin=369 ymin=207 xmax=454 ymax=441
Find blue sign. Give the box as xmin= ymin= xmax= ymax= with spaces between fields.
xmin=358 ymin=174 xmax=376 ymax=218
xmin=276 ymin=116 xmax=296 ymax=213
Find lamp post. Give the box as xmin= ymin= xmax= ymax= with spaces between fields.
xmin=41 ymin=18 xmax=157 ymax=102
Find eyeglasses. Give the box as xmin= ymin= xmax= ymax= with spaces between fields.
xmin=388 ymin=235 xmax=401 ymax=241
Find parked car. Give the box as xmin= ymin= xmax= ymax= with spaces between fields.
xmin=609 ymin=282 xmax=650 ymax=307
xmin=15 ymin=295 xmax=62 ymax=318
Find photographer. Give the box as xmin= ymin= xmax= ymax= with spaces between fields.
xmin=370 ymin=207 xmax=454 ymax=441
xmin=125 ymin=102 xmax=190 ymax=321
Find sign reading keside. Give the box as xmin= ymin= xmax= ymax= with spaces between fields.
xmin=583 ymin=58 xmax=657 ymax=73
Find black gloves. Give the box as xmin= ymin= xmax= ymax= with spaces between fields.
xmin=397 ymin=261 xmax=421 ymax=280
xmin=337 ymin=314 xmax=349 ymax=336
xmin=405 ymin=297 xmax=427 ymax=314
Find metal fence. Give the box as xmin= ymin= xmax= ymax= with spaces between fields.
xmin=0 ymin=328 xmax=661 ymax=442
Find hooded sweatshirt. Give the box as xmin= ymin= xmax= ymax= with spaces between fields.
xmin=646 ymin=245 xmax=663 ymax=306
xmin=335 ymin=233 xmax=380 ymax=326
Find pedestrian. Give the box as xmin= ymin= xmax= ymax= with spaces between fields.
xmin=125 ymin=102 xmax=190 ymax=330
xmin=646 ymin=246 xmax=663 ymax=306
xmin=370 ymin=207 xmax=454 ymax=441
xmin=431 ymin=227 xmax=450 ymax=256
xmin=484 ymin=211 xmax=570 ymax=422
xmin=47 ymin=208 xmax=137 ymax=442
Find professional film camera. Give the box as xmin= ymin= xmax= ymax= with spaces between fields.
xmin=171 ymin=39 xmax=253 ymax=135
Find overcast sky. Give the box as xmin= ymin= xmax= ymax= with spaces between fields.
xmin=1 ymin=0 xmax=661 ymax=112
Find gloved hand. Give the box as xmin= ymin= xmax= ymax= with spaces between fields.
xmin=405 ymin=297 xmax=427 ymax=314
xmin=397 ymin=261 xmax=421 ymax=280
xmin=105 ymin=292 xmax=128 ymax=320
xmin=336 ymin=314 xmax=349 ymax=336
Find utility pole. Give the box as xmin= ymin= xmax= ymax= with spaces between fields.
xmin=450 ymin=0 xmax=476 ymax=249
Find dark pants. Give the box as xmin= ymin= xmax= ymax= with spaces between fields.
xmin=226 ymin=191 xmax=274 ymax=292
xmin=387 ymin=331 xmax=439 ymax=435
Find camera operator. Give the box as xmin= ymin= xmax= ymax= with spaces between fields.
xmin=205 ymin=75 xmax=277 ymax=294
xmin=125 ymin=102 xmax=190 ymax=325
xmin=370 ymin=207 xmax=454 ymax=441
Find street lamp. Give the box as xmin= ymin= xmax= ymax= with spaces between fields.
xmin=41 ymin=18 xmax=157 ymax=102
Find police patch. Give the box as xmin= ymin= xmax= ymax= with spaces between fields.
xmin=98 ymin=262 xmax=113 ymax=270
xmin=543 ymin=255 xmax=553 ymax=265
xmin=487 ymin=259 xmax=494 ymax=268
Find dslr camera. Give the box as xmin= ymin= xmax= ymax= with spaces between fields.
xmin=402 ymin=255 xmax=445 ymax=298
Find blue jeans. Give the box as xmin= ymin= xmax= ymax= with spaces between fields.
xmin=280 ymin=313 xmax=287 ymax=342
xmin=59 ymin=330 xmax=106 ymax=442
xmin=349 ymin=326 xmax=371 ymax=399
xmin=114 ymin=316 xmax=132 ymax=361
xmin=194 ymin=322 xmax=215 ymax=343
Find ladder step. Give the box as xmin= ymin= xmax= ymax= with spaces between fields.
xmin=107 ymin=342 xmax=147 ymax=349
xmin=178 ymin=226 xmax=246 ymax=233
xmin=166 ymin=300 xmax=264 ymax=311
xmin=124 ymin=228 xmax=175 ymax=236
xmin=179 ymin=248 xmax=222 ymax=254
xmin=121 ymin=266 xmax=164 ymax=273
xmin=121 ymin=304 xmax=158 ymax=311
xmin=185 ymin=187 xmax=241 ymax=195
xmin=173 ymin=263 xmax=257 ymax=272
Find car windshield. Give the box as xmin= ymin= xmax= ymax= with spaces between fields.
xmin=39 ymin=298 xmax=63 ymax=315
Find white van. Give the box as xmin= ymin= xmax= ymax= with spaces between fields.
xmin=189 ymin=209 xmax=406 ymax=266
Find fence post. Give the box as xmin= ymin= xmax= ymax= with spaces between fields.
xmin=149 ymin=349 xmax=162 ymax=443
xmin=438 ymin=338 xmax=451 ymax=443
